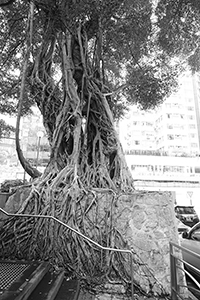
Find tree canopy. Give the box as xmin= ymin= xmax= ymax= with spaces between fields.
xmin=0 ymin=0 xmax=180 ymax=119
xmin=156 ymin=0 xmax=200 ymax=72
xmin=0 ymin=0 xmax=200 ymax=122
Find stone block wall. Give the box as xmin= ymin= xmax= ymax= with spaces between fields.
xmin=112 ymin=191 xmax=187 ymax=296
xmin=0 ymin=186 xmax=188 ymax=298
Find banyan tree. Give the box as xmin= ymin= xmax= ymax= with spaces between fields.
xmin=0 ymin=0 xmax=180 ymax=295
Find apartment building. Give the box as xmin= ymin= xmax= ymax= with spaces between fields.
xmin=119 ymin=71 xmax=200 ymax=156
xmin=119 ymin=106 xmax=156 ymax=152
xmin=119 ymin=71 xmax=200 ymax=211
xmin=155 ymin=72 xmax=200 ymax=156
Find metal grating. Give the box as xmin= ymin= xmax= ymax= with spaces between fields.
xmin=0 ymin=262 xmax=30 ymax=291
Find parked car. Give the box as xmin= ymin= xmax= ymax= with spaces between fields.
xmin=175 ymin=205 xmax=199 ymax=227
xmin=180 ymin=222 xmax=200 ymax=280
xmin=176 ymin=219 xmax=190 ymax=234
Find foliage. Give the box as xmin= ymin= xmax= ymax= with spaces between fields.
xmin=156 ymin=0 xmax=200 ymax=72
xmin=0 ymin=4 xmax=34 ymax=132
xmin=0 ymin=118 xmax=15 ymax=138
xmin=0 ymin=0 xmax=180 ymax=120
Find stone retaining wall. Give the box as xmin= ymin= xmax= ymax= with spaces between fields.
xmin=1 ymin=187 xmax=188 ymax=298
xmin=97 ymin=190 xmax=188 ymax=298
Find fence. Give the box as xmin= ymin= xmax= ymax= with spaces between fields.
xmin=170 ymin=242 xmax=200 ymax=300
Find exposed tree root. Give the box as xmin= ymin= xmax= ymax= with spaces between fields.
xmin=0 ymin=181 xmax=169 ymax=298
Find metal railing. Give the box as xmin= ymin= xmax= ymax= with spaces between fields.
xmin=0 ymin=208 xmax=135 ymax=299
xmin=170 ymin=241 xmax=200 ymax=300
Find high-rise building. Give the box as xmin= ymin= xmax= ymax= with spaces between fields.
xmin=118 ymin=71 xmax=200 ymax=213
xmin=119 ymin=106 xmax=156 ymax=153
xmin=119 ymin=71 xmax=200 ymax=157
xmin=155 ymin=72 xmax=200 ymax=156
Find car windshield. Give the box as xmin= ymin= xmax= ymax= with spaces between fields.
xmin=176 ymin=207 xmax=196 ymax=214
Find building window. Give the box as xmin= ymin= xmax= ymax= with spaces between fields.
xmin=191 ymin=143 xmax=198 ymax=148
xmin=165 ymin=103 xmax=171 ymax=108
xmin=189 ymin=124 xmax=196 ymax=129
xmin=167 ymin=124 xmax=173 ymax=129
xmin=163 ymin=166 xmax=185 ymax=173
xmin=188 ymin=115 xmax=194 ymax=120
xmin=195 ymin=167 xmax=200 ymax=173
xmin=168 ymin=135 xmax=174 ymax=140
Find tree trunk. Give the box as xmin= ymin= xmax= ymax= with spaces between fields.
xmin=0 ymin=23 xmax=136 ymax=291
xmin=15 ymin=1 xmax=41 ymax=179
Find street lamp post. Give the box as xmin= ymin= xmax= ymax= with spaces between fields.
xmin=36 ymin=131 xmax=44 ymax=169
